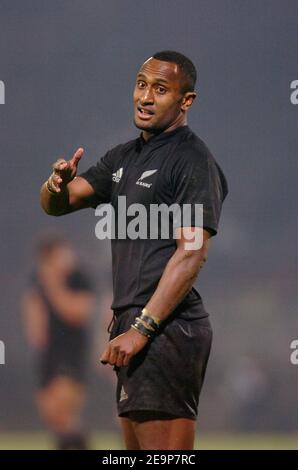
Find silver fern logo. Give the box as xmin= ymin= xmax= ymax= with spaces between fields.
xmin=0 ymin=81 xmax=5 ymax=104
xmin=136 ymin=169 xmax=158 ymax=188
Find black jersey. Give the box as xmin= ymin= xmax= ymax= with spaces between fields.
xmin=81 ymin=125 xmax=228 ymax=317
xmin=31 ymin=270 xmax=92 ymax=349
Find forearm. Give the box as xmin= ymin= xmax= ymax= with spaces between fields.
xmin=44 ymin=285 xmax=93 ymax=326
xmin=145 ymin=250 xmax=206 ymax=322
xmin=40 ymin=181 xmax=71 ymax=216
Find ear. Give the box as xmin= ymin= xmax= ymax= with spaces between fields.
xmin=181 ymin=92 xmax=197 ymax=111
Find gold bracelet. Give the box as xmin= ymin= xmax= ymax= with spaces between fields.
xmin=135 ymin=317 xmax=155 ymax=332
xmin=141 ymin=308 xmax=161 ymax=325
xmin=46 ymin=176 xmax=59 ymax=195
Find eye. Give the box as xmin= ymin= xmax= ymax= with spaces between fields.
xmin=137 ymin=80 xmax=146 ymax=89
xmin=156 ymin=86 xmax=167 ymax=95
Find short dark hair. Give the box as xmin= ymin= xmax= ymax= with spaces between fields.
xmin=152 ymin=50 xmax=197 ymax=93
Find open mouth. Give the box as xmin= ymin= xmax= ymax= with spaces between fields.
xmin=137 ymin=107 xmax=154 ymax=120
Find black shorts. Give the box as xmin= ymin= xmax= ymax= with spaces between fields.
xmin=109 ymin=306 xmax=213 ymax=420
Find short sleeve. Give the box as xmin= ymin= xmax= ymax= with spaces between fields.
xmin=79 ymin=150 xmax=113 ymax=208
xmin=171 ymin=148 xmax=228 ymax=237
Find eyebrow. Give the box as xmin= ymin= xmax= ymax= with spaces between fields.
xmin=137 ymin=73 xmax=170 ymax=85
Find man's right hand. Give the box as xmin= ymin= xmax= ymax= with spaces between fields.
xmin=48 ymin=147 xmax=84 ymax=193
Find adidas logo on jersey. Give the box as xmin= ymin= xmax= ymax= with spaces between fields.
xmin=136 ymin=169 xmax=157 ymax=188
xmin=112 ymin=167 xmax=123 ymax=183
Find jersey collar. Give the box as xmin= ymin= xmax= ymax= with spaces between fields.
xmin=138 ymin=125 xmax=190 ymax=150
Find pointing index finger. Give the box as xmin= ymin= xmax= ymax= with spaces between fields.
xmin=70 ymin=147 xmax=84 ymax=166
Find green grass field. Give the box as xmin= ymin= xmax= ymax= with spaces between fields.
xmin=0 ymin=433 xmax=297 ymax=450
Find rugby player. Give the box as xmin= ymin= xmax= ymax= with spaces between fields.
xmin=40 ymin=51 xmax=228 ymax=449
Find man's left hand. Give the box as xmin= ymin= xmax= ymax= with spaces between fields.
xmin=100 ymin=327 xmax=149 ymax=367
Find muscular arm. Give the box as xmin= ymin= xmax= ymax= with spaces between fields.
xmin=40 ymin=176 xmax=96 ymax=216
xmin=144 ymin=227 xmax=211 ymax=321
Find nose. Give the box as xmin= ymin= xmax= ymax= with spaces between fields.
xmin=140 ymin=86 xmax=154 ymax=106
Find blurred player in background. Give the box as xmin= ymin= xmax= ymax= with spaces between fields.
xmin=22 ymin=236 xmax=94 ymax=449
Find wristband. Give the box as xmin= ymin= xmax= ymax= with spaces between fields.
xmin=131 ymin=308 xmax=161 ymax=341
xmin=141 ymin=308 xmax=161 ymax=326
xmin=139 ymin=312 xmax=160 ymax=332
xmin=131 ymin=323 xmax=153 ymax=339
xmin=46 ymin=176 xmax=58 ymax=195
xmin=136 ymin=317 xmax=155 ymax=331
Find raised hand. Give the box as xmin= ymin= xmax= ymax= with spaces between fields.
xmin=47 ymin=147 xmax=84 ymax=193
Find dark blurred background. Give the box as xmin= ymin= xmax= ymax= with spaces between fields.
xmin=0 ymin=0 xmax=298 ymax=444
